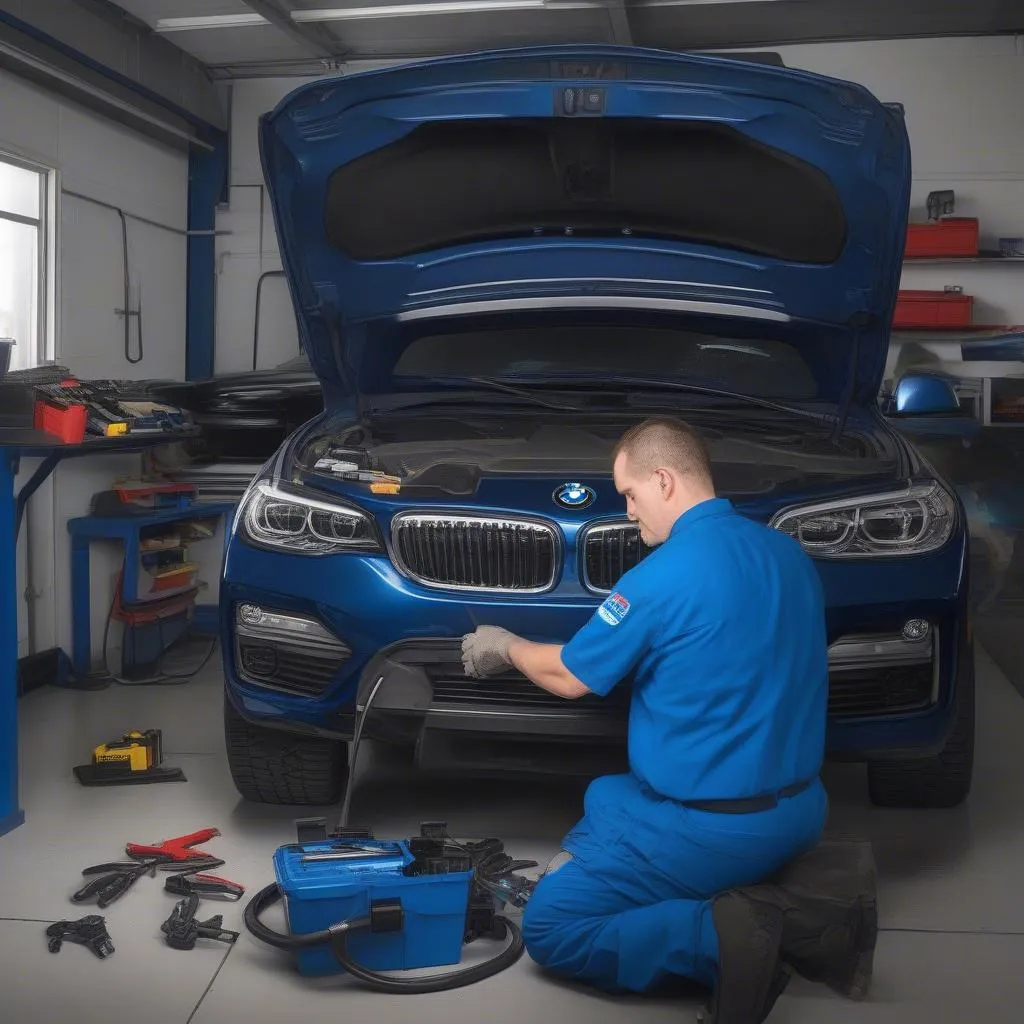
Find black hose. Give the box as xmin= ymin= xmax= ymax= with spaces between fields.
xmin=243 ymin=882 xmax=525 ymax=992
xmin=118 ymin=209 xmax=143 ymax=364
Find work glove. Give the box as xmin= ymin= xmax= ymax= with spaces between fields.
xmin=461 ymin=626 xmax=517 ymax=678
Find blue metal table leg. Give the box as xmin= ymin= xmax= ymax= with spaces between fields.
xmin=0 ymin=449 xmax=25 ymax=836
xmin=70 ymin=535 xmax=92 ymax=680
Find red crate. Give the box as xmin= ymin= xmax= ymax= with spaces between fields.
xmin=893 ymin=290 xmax=974 ymax=328
xmin=33 ymin=400 xmax=87 ymax=443
xmin=905 ymin=218 xmax=979 ymax=258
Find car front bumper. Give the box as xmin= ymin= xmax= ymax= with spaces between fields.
xmin=221 ymin=526 xmax=970 ymax=764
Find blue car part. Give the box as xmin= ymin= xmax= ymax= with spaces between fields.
xmin=244 ymin=820 xmax=537 ymax=991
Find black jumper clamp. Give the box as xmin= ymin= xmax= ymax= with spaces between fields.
xmin=161 ymin=892 xmax=239 ymax=950
xmin=46 ymin=915 xmax=115 ymax=958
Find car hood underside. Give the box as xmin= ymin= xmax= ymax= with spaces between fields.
xmin=258 ymin=44 xmax=912 ymax=408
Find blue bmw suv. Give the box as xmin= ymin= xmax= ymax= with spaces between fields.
xmin=220 ymin=45 xmax=973 ymax=811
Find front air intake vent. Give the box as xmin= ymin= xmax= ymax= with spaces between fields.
xmin=581 ymin=521 xmax=651 ymax=592
xmin=390 ymin=513 xmax=559 ymax=592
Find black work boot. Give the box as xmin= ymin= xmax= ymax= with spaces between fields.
xmin=740 ymin=839 xmax=878 ymax=1001
xmin=698 ymin=892 xmax=791 ymax=1024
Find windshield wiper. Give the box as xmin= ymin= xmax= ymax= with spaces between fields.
xmin=441 ymin=376 xmax=585 ymax=412
xmin=367 ymin=380 xmax=584 ymax=415
xmin=561 ymin=375 xmax=837 ymax=424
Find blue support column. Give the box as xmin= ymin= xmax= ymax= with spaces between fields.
xmin=186 ymin=137 xmax=229 ymax=381
xmin=0 ymin=449 xmax=25 ymax=836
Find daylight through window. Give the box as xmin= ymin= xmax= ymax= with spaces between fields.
xmin=0 ymin=157 xmax=49 ymax=373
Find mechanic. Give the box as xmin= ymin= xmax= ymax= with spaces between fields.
xmin=461 ymin=417 xmax=874 ymax=1024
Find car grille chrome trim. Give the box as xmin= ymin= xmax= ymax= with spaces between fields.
xmin=390 ymin=512 xmax=559 ymax=592
xmin=580 ymin=520 xmax=651 ymax=592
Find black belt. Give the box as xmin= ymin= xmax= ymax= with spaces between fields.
xmin=682 ymin=776 xmax=816 ymax=815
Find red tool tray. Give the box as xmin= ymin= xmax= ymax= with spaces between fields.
xmin=893 ymin=290 xmax=974 ymax=328
xmin=905 ymin=218 xmax=979 ymax=258
xmin=34 ymin=400 xmax=87 ymax=443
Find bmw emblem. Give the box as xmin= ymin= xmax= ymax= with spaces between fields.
xmin=554 ymin=482 xmax=595 ymax=510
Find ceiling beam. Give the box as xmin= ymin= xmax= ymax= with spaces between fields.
xmin=2 ymin=0 xmax=226 ymax=132
xmin=604 ymin=0 xmax=633 ymax=43
xmin=238 ymin=0 xmax=343 ymax=58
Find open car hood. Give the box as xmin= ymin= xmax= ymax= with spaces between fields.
xmin=259 ymin=45 xmax=910 ymax=407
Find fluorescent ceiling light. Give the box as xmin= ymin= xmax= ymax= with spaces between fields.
xmin=156 ymin=1 xmax=548 ymax=32
xmin=300 ymin=0 xmax=546 ymax=18
xmin=296 ymin=1 xmax=547 ymax=18
xmin=155 ymin=14 xmax=267 ymax=32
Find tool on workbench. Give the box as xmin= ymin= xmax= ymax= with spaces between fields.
xmin=126 ymin=827 xmax=222 ymax=865
xmin=72 ymin=859 xmax=162 ymax=907
xmin=164 ymin=871 xmax=245 ymax=901
xmin=72 ymin=728 xmax=186 ymax=786
xmin=46 ymin=915 xmax=115 ymax=958
xmin=161 ymin=893 xmax=239 ymax=950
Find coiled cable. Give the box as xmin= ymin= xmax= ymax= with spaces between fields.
xmin=243 ymin=881 xmax=525 ymax=992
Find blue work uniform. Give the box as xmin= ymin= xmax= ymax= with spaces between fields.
xmin=521 ymin=497 xmax=830 ymax=995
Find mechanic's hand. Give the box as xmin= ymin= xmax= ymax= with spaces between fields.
xmin=461 ymin=626 xmax=517 ymax=678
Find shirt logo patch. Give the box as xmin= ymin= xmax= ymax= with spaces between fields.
xmin=598 ymin=592 xmax=630 ymax=626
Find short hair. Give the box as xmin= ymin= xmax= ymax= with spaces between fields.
xmin=612 ymin=417 xmax=713 ymax=486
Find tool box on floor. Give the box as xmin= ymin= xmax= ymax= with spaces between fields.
xmin=273 ymin=831 xmax=474 ymax=976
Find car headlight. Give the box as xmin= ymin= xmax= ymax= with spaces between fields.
xmin=239 ymin=480 xmax=382 ymax=555
xmin=770 ymin=481 xmax=957 ymax=558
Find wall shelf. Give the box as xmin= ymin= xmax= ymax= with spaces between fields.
xmin=903 ymin=257 xmax=1024 ymax=265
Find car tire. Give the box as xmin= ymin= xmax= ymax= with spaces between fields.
xmin=223 ymin=693 xmax=349 ymax=805
xmin=866 ymin=655 xmax=975 ymax=809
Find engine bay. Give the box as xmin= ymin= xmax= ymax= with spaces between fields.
xmin=294 ymin=407 xmax=898 ymax=499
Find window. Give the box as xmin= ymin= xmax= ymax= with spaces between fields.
xmin=0 ymin=156 xmax=52 ymax=372
xmin=391 ymin=324 xmax=820 ymax=400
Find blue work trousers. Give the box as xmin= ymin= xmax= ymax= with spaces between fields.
xmin=521 ymin=772 xmax=828 ymax=994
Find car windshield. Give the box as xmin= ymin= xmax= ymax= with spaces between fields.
xmin=390 ymin=324 xmax=820 ymax=401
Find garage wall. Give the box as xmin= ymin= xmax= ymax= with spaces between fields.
xmin=1 ymin=65 xmax=189 ymax=665
xmin=212 ymin=35 xmax=1024 ymax=374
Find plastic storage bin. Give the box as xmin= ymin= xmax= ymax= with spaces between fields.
xmin=33 ymin=400 xmax=87 ymax=443
xmin=893 ymin=290 xmax=974 ymax=328
xmin=905 ymin=218 xmax=979 ymax=258
xmin=273 ymin=839 xmax=473 ymax=976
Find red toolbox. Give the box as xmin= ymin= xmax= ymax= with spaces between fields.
xmin=33 ymin=399 xmax=87 ymax=443
xmin=905 ymin=217 xmax=979 ymax=258
xmin=893 ymin=289 xmax=974 ymax=328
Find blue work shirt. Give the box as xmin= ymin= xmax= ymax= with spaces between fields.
xmin=561 ymin=497 xmax=828 ymax=803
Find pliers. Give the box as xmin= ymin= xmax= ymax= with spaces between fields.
xmin=72 ymin=859 xmax=162 ymax=908
xmin=125 ymin=827 xmax=221 ymax=865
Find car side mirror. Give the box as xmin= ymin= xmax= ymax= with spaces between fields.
xmin=891 ymin=372 xmax=961 ymax=416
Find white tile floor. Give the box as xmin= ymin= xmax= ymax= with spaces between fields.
xmin=3 ymin=644 xmax=1024 ymax=1024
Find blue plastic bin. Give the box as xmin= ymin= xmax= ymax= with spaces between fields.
xmin=273 ymin=839 xmax=473 ymax=976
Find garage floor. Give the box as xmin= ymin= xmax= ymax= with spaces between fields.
xmin=3 ymin=644 xmax=1023 ymax=1024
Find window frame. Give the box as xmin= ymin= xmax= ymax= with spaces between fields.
xmin=0 ymin=151 xmax=57 ymax=369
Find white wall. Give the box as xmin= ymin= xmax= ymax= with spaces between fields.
xmin=771 ymin=36 xmax=1024 ymax=333
xmin=1 ymin=66 xmax=189 ymax=668
xmin=212 ymin=36 xmax=1024 ymax=376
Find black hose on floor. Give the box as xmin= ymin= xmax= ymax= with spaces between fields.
xmin=243 ymin=881 xmax=525 ymax=992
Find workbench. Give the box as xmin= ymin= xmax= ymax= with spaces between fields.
xmin=67 ymin=500 xmax=235 ymax=679
xmin=0 ymin=428 xmax=204 ymax=837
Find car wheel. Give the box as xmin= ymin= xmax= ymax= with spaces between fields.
xmin=866 ymin=655 xmax=975 ymax=809
xmin=223 ymin=693 xmax=349 ymax=805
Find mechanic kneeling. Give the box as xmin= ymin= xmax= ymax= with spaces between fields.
xmin=461 ymin=417 xmax=877 ymax=1024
